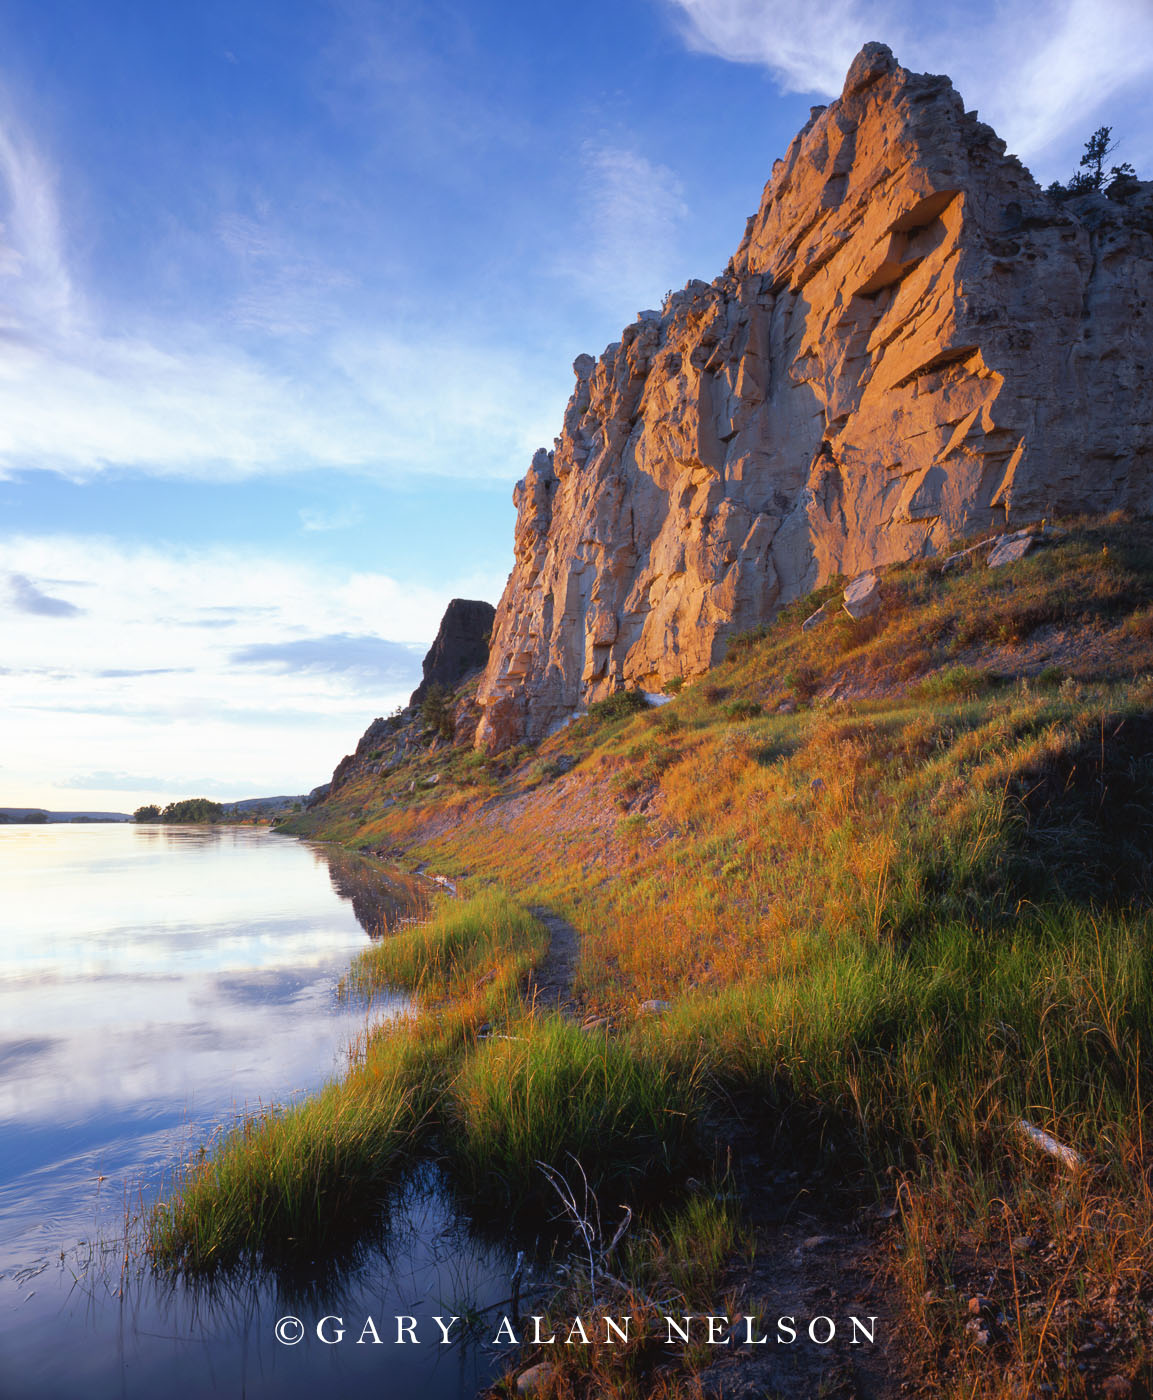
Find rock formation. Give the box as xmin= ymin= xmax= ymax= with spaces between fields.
xmin=409 ymin=598 xmax=496 ymax=707
xmin=475 ymin=42 xmax=1153 ymax=751
xmin=326 ymin=597 xmax=495 ymax=796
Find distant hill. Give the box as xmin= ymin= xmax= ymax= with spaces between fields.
xmin=0 ymin=808 xmax=131 ymax=823
xmin=220 ymin=795 xmax=305 ymax=816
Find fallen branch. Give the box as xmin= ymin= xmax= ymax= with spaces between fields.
xmin=1016 ymin=1119 xmax=1084 ymax=1172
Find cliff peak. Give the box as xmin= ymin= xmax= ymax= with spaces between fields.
xmin=410 ymin=597 xmax=495 ymax=708
xmin=475 ymin=46 xmax=1153 ymax=751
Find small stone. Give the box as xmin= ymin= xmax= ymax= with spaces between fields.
xmin=810 ymin=777 xmax=826 ymax=795
xmin=964 ymin=1318 xmax=993 ymax=1347
xmin=1011 ymin=1234 xmax=1036 ymax=1256
xmin=801 ymin=603 xmax=829 ymax=632
xmin=424 ymin=773 xmax=441 ymax=786
xmin=968 ymin=1296 xmax=996 ymax=1316
xmin=516 ymin=1363 xmax=555 ymax=1396
xmin=637 ymin=998 xmax=671 ymax=1016
xmin=777 ymin=697 xmax=797 ymax=713
xmin=843 ymin=572 xmax=881 ymax=620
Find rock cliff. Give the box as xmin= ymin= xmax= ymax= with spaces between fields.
xmin=326 ymin=597 xmax=495 ymax=797
xmin=409 ymin=598 xmax=496 ymax=707
xmin=476 ymin=42 xmax=1153 ymax=751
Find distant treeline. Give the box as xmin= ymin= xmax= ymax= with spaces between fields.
xmin=134 ymin=799 xmax=225 ymax=823
xmin=133 ymin=797 xmax=303 ymax=823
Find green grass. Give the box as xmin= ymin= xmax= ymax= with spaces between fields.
xmin=148 ymin=1024 xmax=433 ymax=1271
xmin=345 ymin=885 xmax=547 ymax=1005
xmin=449 ymin=1014 xmax=700 ymax=1200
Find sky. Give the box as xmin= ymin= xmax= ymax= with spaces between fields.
xmin=3 ymin=0 xmax=1152 ymax=812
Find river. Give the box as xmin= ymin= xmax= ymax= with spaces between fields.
xmin=0 ymin=823 xmax=513 ymax=1398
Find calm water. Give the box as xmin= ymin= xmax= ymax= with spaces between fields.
xmin=0 ymin=825 xmax=514 ymax=1399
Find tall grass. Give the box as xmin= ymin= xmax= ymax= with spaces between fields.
xmin=346 ymin=884 xmax=547 ymax=1005
xmin=449 ymin=1015 xmax=700 ymax=1200
xmin=150 ymin=890 xmax=547 ymax=1270
xmin=148 ymin=1025 xmax=432 ymax=1270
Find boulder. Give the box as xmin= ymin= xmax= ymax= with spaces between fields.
xmin=516 ymin=1363 xmax=555 ymax=1396
xmin=987 ymin=531 xmax=1035 ymax=568
xmin=637 ymin=998 xmax=671 ymax=1016
xmin=842 ymin=573 xmax=881 ymax=620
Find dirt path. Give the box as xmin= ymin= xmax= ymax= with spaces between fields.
xmin=524 ymin=905 xmax=580 ymax=1014
xmin=695 ymin=1211 xmax=908 ymax=1399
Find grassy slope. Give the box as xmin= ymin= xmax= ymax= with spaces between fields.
xmin=162 ymin=517 xmax=1153 ymax=1397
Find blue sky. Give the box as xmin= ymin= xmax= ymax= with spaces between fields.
xmin=3 ymin=0 xmax=1151 ymax=810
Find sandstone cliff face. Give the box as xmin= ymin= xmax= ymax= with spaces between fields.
xmin=476 ymin=43 xmax=1153 ymax=751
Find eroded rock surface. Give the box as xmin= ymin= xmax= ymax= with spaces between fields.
xmin=476 ymin=42 xmax=1153 ymax=750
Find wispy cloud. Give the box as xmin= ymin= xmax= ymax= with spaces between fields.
xmin=64 ymin=771 xmax=184 ymax=793
xmin=1 ymin=533 xmax=504 ymax=810
xmin=63 ymin=770 xmax=267 ymax=796
xmin=556 ymin=142 xmax=689 ymax=313
xmin=8 ymin=572 xmax=84 ymax=616
xmin=662 ymin=0 xmax=1153 ymax=173
xmin=217 ymin=212 xmax=355 ymax=336
xmin=230 ymin=633 xmax=423 ymax=686
xmin=0 ymin=98 xmax=565 ymax=484
xmin=0 ymin=103 xmax=74 ymax=330
xmin=665 ymin=0 xmax=878 ymax=94
xmin=96 ymin=667 xmax=192 ymax=678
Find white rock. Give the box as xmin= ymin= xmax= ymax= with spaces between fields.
xmin=842 ymin=573 xmax=881 ymax=620
xmin=987 ymin=532 xmax=1035 ymax=568
xmin=637 ymin=999 xmax=671 ymax=1016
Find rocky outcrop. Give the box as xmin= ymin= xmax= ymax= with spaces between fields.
xmin=476 ymin=42 xmax=1153 ymax=751
xmin=326 ymin=598 xmax=495 ymax=796
xmin=410 ymin=598 xmax=496 ymax=707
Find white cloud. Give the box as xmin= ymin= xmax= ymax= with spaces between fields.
xmin=0 ymin=534 xmax=506 ymax=811
xmin=230 ymin=633 xmax=423 ymax=687
xmin=667 ymin=0 xmax=881 ymax=94
xmin=663 ymin=0 xmax=1153 ymax=175
xmin=0 ymin=103 xmax=566 ymax=484
xmin=556 ymin=143 xmax=689 ymax=314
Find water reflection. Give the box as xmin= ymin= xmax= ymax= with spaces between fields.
xmin=0 ymin=825 xmax=508 ymax=1399
xmin=319 ymin=845 xmax=430 ymax=939
xmin=3 ymin=1172 xmax=516 ymax=1399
